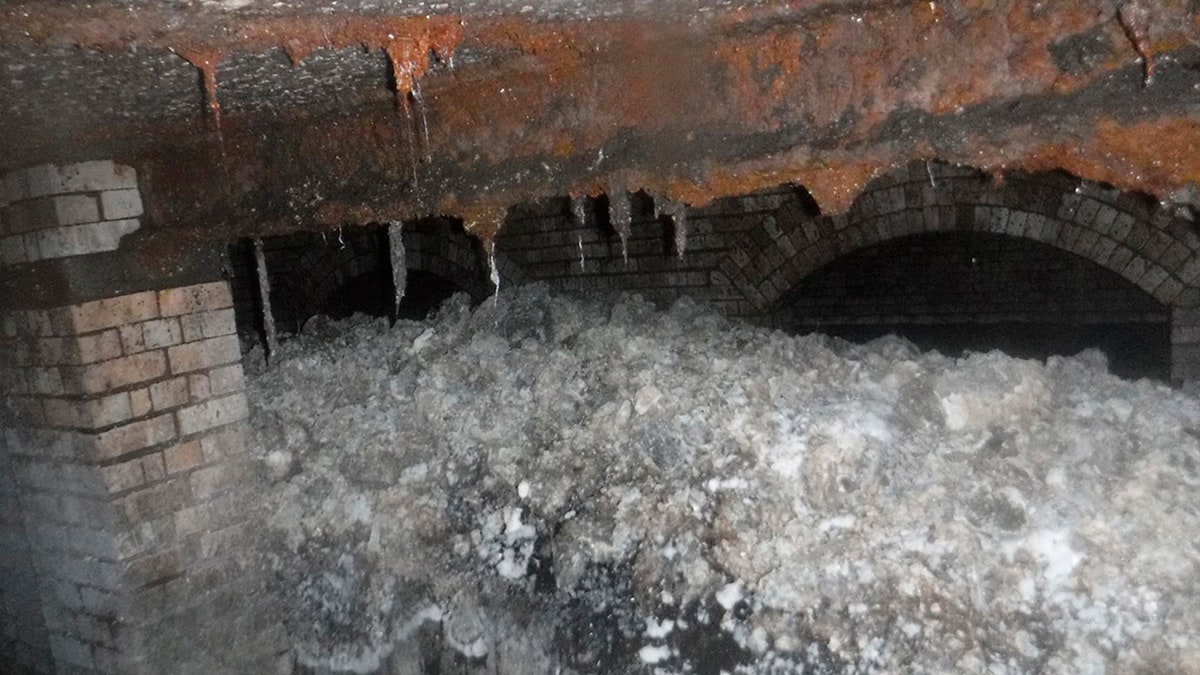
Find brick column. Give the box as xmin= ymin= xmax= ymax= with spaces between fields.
xmin=0 ymin=161 xmax=286 ymax=674
xmin=1172 ymin=305 xmax=1200 ymax=388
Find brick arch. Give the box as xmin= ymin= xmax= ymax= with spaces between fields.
xmin=718 ymin=162 xmax=1200 ymax=315
xmin=299 ymin=218 xmax=491 ymax=319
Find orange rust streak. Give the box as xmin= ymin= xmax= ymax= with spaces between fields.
xmin=175 ymin=48 xmax=226 ymax=129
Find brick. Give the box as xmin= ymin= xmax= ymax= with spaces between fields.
xmin=141 ymin=317 xmax=182 ymax=349
xmin=16 ymin=309 xmax=52 ymax=337
xmin=0 ymin=366 xmax=28 ymax=395
xmin=179 ymin=308 xmax=237 ymax=342
xmin=163 ymin=440 xmax=205 ymax=474
xmin=34 ymin=335 xmax=76 ymax=365
xmin=158 ymin=281 xmax=233 ymax=317
xmin=174 ymin=503 xmax=211 ymax=536
xmin=0 ymin=167 xmax=31 ymax=204
xmin=167 ymin=335 xmax=240 ymax=374
xmin=8 ymin=396 xmax=45 ymax=426
xmin=32 ymin=219 xmax=138 ymax=259
xmin=26 ymin=367 xmax=64 ymax=395
xmin=177 ymin=393 xmax=248 ymax=436
xmin=22 ymin=232 xmax=42 ymax=261
xmin=189 ymin=373 xmax=211 ymax=400
xmin=1171 ymin=324 xmax=1200 ymax=347
xmin=115 ymin=516 xmax=175 ymax=560
xmin=149 ymin=376 xmax=189 ymax=411
xmin=189 ymin=464 xmax=230 ymax=500
xmin=1 ymin=198 xmax=56 ymax=233
xmin=44 ymin=392 xmax=132 ymax=429
xmin=61 ymin=351 xmax=167 ymax=394
xmin=0 ymin=234 xmax=27 ymax=264
xmin=92 ymin=413 xmax=176 ymax=461
xmin=52 ymin=194 xmax=100 ymax=226
xmin=1153 ymin=277 xmax=1185 ymax=305
xmin=100 ymin=459 xmax=147 ymax=493
xmin=124 ymin=547 xmax=182 ymax=588
xmin=67 ymin=291 xmax=158 ymax=334
xmin=66 ymin=525 xmax=120 ymax=560
xmin=56 ymin=160 xmax=138 ymax=194
xmin=119 ymin=323 xmax=145 ymax=355
xmin=20 ymin=165 xmax=60 ymax=200
xmin=129 ymin=387 xmax=152 ymax=418
xmin=200 ymin=424 xmax=248 ymax=461
xmin=74 ymin=329 xmax=125 ymax=364
xmin=99 ymin=188 xmax=143 ymax=220
xmin=140 ymin=452 xmax=166 ymax=483
xmin=209 ymin=364 xmax=244 ymax=397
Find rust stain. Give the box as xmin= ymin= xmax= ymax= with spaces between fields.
xmin=3 ymin=0 xmax=1200 ymax=252
xmin=174 ymin=47 xmax=226 ymax=131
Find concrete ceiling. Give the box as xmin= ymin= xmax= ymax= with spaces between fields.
xmin=1 ymin=0 xmax=1199 ymax=247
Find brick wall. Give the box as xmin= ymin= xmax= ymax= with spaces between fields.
xmin=494 ymin=188 xmax=799 ymax=313
xmin=229 ymin=219 xmax=491 ymax=337
xmin=0 ymin=281 xmax=287 ymax=673
xmin=1173 ymin=306 xmax=1200 ymax=385
xmin=0 ymin=161 xmax=143 ymax=264
xmin=774 ymin=232 xmax=1167 ymax=327
xmin=724 ymin=164 xmax=1200 ymax=315
xmin=0 ymin=434 xmax=54 ymax=674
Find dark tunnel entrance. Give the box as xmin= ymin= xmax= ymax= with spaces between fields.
xmin=228 ymin=219 xmax=489 ymax=344
xmin=771 ymin=232 xmax=1172 ymax=381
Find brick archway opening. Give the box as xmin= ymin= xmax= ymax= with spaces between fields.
xmin=228 ymin=218 xmax=490 ymax=340
xmin=771 ymin=231 xmax=1172 ymax=381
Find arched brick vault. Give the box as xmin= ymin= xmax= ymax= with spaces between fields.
xmin=718 ymin=163 xmax=1200 ymax=315
xmin=298 ymin=218 xmax=492 ymax=318
xmin=231 ymin=217 xmax=512 ymax=334
xmin=711 ymin=162 xmax=1200 ymax=383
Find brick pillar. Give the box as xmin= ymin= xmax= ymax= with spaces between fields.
xmin=0 ymin=161 xmax=287 ymax=674
xmin=0 ymin=431 xmax=54 ymax=673
xmin=1172 ymin=305 xmax=1200 ymax=388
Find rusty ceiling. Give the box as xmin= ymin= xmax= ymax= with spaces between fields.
xmin=1 ymin=0 xmax=1199 ymax=249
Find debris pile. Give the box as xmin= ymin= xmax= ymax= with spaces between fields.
xmin=247 ymin=285 xmax=1200 ymax=674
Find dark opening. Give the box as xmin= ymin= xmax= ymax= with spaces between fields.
xmin=227 ymin=223 xmax=477 ymax=342
xmin=772 ymin=232 xmax=1171 ymax=381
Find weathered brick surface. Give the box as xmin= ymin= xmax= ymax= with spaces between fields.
xmin=92 ymin=413 xmax=176 ymax=461
xmin=168 ymin=335 xmax=241 ymax=375
xmin=177 ymin=393 xmax=249 ymax=436
xmin=68 ymin=291 xmax=158 ymax=334
xmin=0 ymin=273 xmax=284 ymax=674
xmin=158 ymin=281 xmax=233 ymax=317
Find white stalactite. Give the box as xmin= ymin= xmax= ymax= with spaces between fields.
xmin=488 ymin=241 xmax=501 ymax=302
xmin=654 ymin=196 xmax=689 ymax=260
xmin=388 ymin=221 xmax=407 ymax=318
xmin=571 ymin=194 xmax=588 ymax=229
xmin=253 ymin=238 xmax=279 ymax=362
xmin=608 ymin=187 xmax=631 ymax=264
